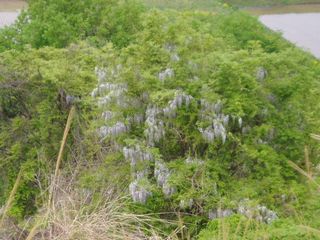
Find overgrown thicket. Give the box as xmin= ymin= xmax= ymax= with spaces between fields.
xmin=0 ymin=0 xmax=320 ymax=239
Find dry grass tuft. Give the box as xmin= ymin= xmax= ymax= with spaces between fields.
xmin=0 ymin=105 xmax=169 ymax=240
xmin=288 ymin=137 xmax=320 ymax=237
xmin=29 ymin=183 xmax=166 ymax=240
xmin=2 ymin=177 xmax=170 ymax=240
xmin=287 ymin=160 xmax=320 ymax=189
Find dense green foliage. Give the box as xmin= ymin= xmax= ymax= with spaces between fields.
xmin=1 ymin=0 xmax=320 ymax=239
xmin=0 ymin=45 xmax=100 ymax=218
xmin=0 ymin=0 xmax=145 ymax=50
xmin=198 ymin=215 xmax=320 ymax=239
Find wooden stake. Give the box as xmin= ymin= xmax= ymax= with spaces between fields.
xmin=0 ymin=168 xmax=23 ymax=227
xmin=26 ymin=106 xmax=76 ymax=240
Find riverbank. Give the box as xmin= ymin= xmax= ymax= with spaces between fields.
xmin=226 ymin=0 xmax=320 ymax=7
xmin=0 ymin=0 xmax=26 ymax=11
xmin=245 ymin=3 xmax=320 ymax=15
xmin=143 ymin=0 xmax=320 ymax=10
xmin=0 ymin=1 xmax=26 ymax=28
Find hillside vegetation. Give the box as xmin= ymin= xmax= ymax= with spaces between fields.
xmin=0 ymin=0 xmax=320 ymax=239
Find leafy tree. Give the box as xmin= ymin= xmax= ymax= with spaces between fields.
xmin=0 ymin=0 xmax=145 ymax=50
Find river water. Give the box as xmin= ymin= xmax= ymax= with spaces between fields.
xmin=248 ymin=4 xmax=320 ymax=58
xmin=0 ymin=0 xmax=26 ymax=27
xmin=0 ymin=12 xmax=19 ymax=27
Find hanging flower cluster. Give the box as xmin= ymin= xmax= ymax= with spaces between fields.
xmin=123 ymin=145 xmax=154 ymax=203
xmin=179 ymin=199 xmax=194 ymax=209
xmin=123 ymin=146 xmax=154 ymax=167
xmin=93 ymin=67 xmax=194 ymax=203
xmin=95 ymin=83 xmax=127 ymax=97
xmin=207 ymin=202 xmax=277 ymax=224
xmin=99 ymin=122 xmax=129 ymax=139
xmin=185 ymin=156 xmax=204 ymax=165
xmin=91 ymin=66 xmax=128 ymax=108
xmin=200 ymin=99 xmax=223 ymax=117
xmin=92 ymin=84 xmax=128 ymax=107
xmin=133 ymin=169 xmax=150 ymax=180
xmin=238 ymin=117 xmax=243 ymax=128
xmin=198 ymin=100 xmax=229 ymax=143
xmin=238 ymin=200 xmax=278 ymax=224
xmin=101 ymin=111 xmax=114 ymax=121
xmin=256 ymin=67 xmax=268 ymax=81
xmin=145 ymin=106 xmax=165 ymax=146
xmin=92 ymin=66 xmax=131 ymax=139
xmin=164 ymin=43 xmax=180 ymax=62
xmin=125 ymin=91 xmax=194 ymax=201
xmin=154 ymin=161 xmax=176 ymax=197
xmin=95 ymin=66 xmax=107 ymax=83
xmin=126 ymin=114 xmax=145 ymax=125
xmin=95 ymin=65 xmax=122 ymax=83
xmin=145 ymin=91 xmax=194 ymax=146
xmin=159 ymin=68 xmax=174 ymax=82
xmin=208 ymin=209 xmax=234 ymax=220
xmin=163 ymin=91 xmax=193 ymax=118
xmin=171 ymin=53 xmax=180 ymax=62
xmin=129 ymin=180 xmax=152 ymax=204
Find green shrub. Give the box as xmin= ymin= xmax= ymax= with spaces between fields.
xmin=0 ymin=0 xmax=320 ymax=237
xmin=0 ymin=0 xmax=145 ymax=50
xmin=198 ymin=216 xmax=320 ymax=239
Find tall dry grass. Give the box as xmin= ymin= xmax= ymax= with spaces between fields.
xmin=287 ymin=134 xmax=320 ymax=237
xmin=25 ymin=181 xmax=167 ymax=240
xmin=0 ymin=106 xmax=171 ymax=240
xmin=0 ymin=175 xmax=170 ymax=240
xmin=26 ymin=106 xmax=77 ymax=240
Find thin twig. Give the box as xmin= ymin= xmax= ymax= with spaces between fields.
xmin=304 ymin=145 xmax=312 ymax=177
xmin=310 ymin=134 xmax=320 ymax=141
xmin=288 ymin=160 xmax=320 ymax=189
